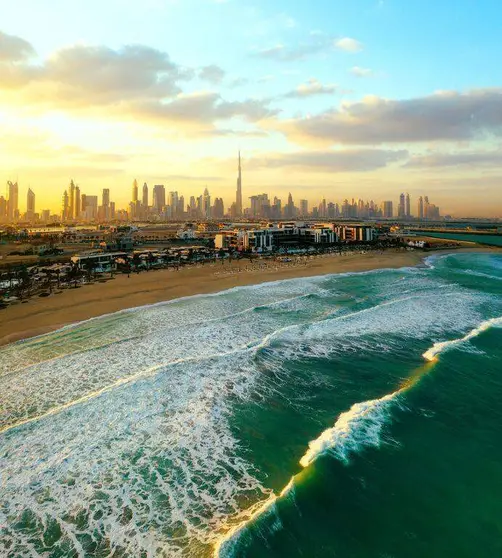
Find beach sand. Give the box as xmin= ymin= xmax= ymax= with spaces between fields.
xmin=1 ymin=247 xmax=499 ymax=346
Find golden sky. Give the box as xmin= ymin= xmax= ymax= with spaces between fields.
xmin=1 ymin=0 xmax=501 ymax=217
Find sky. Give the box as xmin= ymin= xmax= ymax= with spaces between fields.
xmin=0 ymin=0 xmax=501 ymax=217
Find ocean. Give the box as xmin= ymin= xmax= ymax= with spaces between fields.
xmin=1 ymin=252 xmax=502 ymax=557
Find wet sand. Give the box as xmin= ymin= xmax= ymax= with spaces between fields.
xmin=1 ymin=248 xmax=499 ymax=346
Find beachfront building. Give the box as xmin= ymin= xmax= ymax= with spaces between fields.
xmin=335 ymin=224 xmax=375 ymax=242
xmin=237 ymin=222 xmax=344 ymax=253
xmin=71 ymin=252 xmax=128 ymax=271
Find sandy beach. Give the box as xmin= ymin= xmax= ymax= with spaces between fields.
xmin=1 ymin=247 xmax=499 ymax=346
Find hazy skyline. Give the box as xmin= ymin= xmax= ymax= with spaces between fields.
xmin=1 ymin=0 xmax=501 ymax=217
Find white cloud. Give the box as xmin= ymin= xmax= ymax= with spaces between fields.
xmin=284 ymin=78 xmax=341 ymax=98
xmin=350 ymin=66 xmax=373 ymax=77
xmin=335 ymin=37 xmax=363 ymax=53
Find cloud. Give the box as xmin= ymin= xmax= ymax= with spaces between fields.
xmin=229 ymin=77 xmax=249 ymax=88
xmin=335 ymin=37 xmax=363 ymax=52
xmin=42 ymin=44 xmax=187 ymax=105
xmin=198 ymin=64 xmax=225 ymax=84
xmin=0 ymin=32 xmax=276 ymax=134
xmin=270 ymin=89 xmax=502 ymax=145
xmin=205 ymin=128 xmax=269 ymax=137
xmin=132 ymin=91 xmax=279 ymax=127
xmin=0 ymin=30 xmax=35 ymax=62
xmin=251 ymin=34 xmax=332 ymax=61
xmin=247 ymin=148 xmax=408 ymax=172
xmin=284 ymin=78 xmax=341 ymax=98
xmin=405 ymin=148 xmax=502 ymax=168
xmin=350 ymin=66 xmax=373 ymax=77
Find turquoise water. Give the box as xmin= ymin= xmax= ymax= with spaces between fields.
xmin=423 ymin=231 xmax=502 ymax=246
xmin=1 ymin=252 xmax=502 ymax=557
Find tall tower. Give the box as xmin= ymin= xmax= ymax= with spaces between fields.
xmin=405 ymin=193 xmax=411 ymax=218
xmin=75 ymin=185 xmax=81 ymax=218
xmin=398 ymin=193 xmax=405 ymax=218
xmin=69 ymin=180 xmax=76 ymax=219
xmin=142 ymin=182 xmax=148 ymax=207
xmin=132 ymin=179 xmax=138 ymax=203
xmin=236 ymin=151 xmax=242 ymax=216
xmin=62 ymin=190 xmax=69 ymax=221
xmin=7 ymin=181 xmax=19 ymax=221
xmin=26 ymin=188 xmax=35 ymax=221
xmin=418 ymin=196 xmax=424 ymax=220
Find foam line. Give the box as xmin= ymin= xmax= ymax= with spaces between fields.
xmin=423 ymin=316 xmax=502 ymax=361
xmin=299 ymin=392 xmax=399 ymax=467
xmin=1 ymin=292 xmax=313 ymax=377
xmin=0 ymin=339 xmax=271 ymax=436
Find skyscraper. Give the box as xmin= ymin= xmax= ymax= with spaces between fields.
xmin=284 ymin=193 xmax=295 ymax=219
xmin=7 ymin=181 xmax=19 ymax=221
xmin=213 ymin=197 xmax=224 ymax=218
xmin=418 ymin=196 xmax=424 ymax=220
xmin=62 ymin=190 xmax=69 ymax=220
xmin=102 ymin=189 xmax=110 ymax=208
xmin=69 ymin=180 xmax=76 ymax=219
xmin=405 ymin=193 xmax=411 ymax=217
xmin=236 ymin=151 xmax=242 ymax=216
xmin=102 ymin=188 xmax=110 ymax=220
xmin=381 ymin=201 xmax=393 ymax=218
xmin=203 ymin=187 xmax=211 ymax=218
xmin=398 ymin=193 xmax=405 ymax=218
xmin=0 ymin=196 xmax=6 ymax=222
xmin=75 ymin=185 xmax=81 ymax=218
xmin=153 ymin=185 xmax=166 ymax=213
xmin=142 ymin=183 xmax=148 ymax=207
xmin=300 ymin=199 xmax=309 ymax=217
xmin=26 ymin=188 xmax=35 ymax=221
xmin=132 ymin=179 xmax=138 ymax=203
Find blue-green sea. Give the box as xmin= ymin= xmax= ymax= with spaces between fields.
xmin=1 ymin=252 xmax=502 ymax=557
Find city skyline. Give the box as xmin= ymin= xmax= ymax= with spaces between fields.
xmin=1 ymin=1 xmax=502 ymax=216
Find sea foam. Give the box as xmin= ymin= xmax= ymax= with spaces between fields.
xmin=423 ymin=316 xmax=502 ymax=361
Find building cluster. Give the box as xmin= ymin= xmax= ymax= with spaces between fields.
xmin=1 ymin=154 xmax=441 ymax=224
xmin=215 ymin=222 xmax=375 ymax=253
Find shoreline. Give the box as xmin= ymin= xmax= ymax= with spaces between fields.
xmin=1 ymin=247 xmax=500 ymax=347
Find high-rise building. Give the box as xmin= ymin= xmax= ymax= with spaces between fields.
xmin=168 ymin=191 xmax=179 ymax=216
xmin=203 ymin=187 xmax=211 ymax=218
xmin=398 ymin=193 xmax=405 ymax=218
xmin=249 ymin=194 xmax=270 ymax=218
xmin=0 ymin=196 xmax=6 ymax=222
xmin=236 ymin=151 xmax=243 ymax=216
xmin=101 ymin=189 xmax=110 ymax=220
xmin=300 ymin=199 xmax=309 ymax=217
xmin=418 ymin=196 xmax=424 ymax=220
xmin=69 ymin=180 xmax=76 ymax=219
xmin=153 ymin=185 xmax=166 ymax=213
xmin=142 ymin=183 xmax=148 ymax=207
xmin=405 ymin=193 xmax=411 ymax=217
xmin=213 ymin=197 xmax=224 ymax=218
xmin=62 ymin=190 xmax=69 ymax=221
xmin=381 ymin=201 xmax=393 ymax=218
xmin=84 ymin=195 xmax=98 ymax=220
xmin=26 ymin=188 xmax=35 ymax=221
xmin=75 ymin=186 xmax=81 ymax=218
xmin=7 ymin=181 xmax=19 ymax=221
xmin=41 ymin=209 xmax=50 ymax=222
xmin=284 ymin=193 xmax=295 ymax=219
xmin=132 ymin=179 xmax=138 ymax=203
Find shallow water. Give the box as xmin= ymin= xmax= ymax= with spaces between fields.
xmin=1 ymin=252 xmax=501 ymax=557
